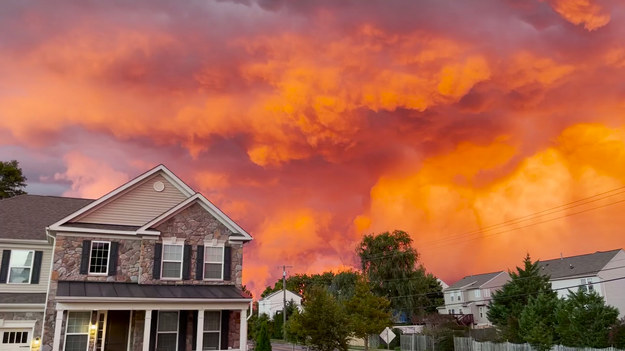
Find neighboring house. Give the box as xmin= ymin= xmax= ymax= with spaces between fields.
xmin=0 ymin=165 xmax=253 ymax=351
xmin=437 ymin=271 xmax=510 ymax=327
xmin=538 ymin=249 xmax=625 ymax=318
xmin=257 ymin=290 xmax=302 ymax=319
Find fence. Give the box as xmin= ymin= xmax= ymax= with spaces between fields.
xmin=400 ymin=336 xmax=623 ymax=351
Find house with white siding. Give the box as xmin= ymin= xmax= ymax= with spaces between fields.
xmin=0 ymin=165 xmax=253 ymax=351
xmin=258 ymin=290 xmax=302 ymax=320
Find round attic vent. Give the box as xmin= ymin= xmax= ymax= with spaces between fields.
xmin=153 ymin=181 xmax=165 ymax=192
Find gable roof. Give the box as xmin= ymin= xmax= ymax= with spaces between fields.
xmin=260 ymin=289 xmax=302 ymax=301
xmin=446 ymin=271 xmax=505 ymax=290
xmin=0 ymin=195 xmax=93 ymax=241
xmin=538 ymin=249 xmax=622 ymax=280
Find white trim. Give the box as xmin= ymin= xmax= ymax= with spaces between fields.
xmin=196 ymin=309 xmax=205 ymax=351
xmin=204 ymin=245 xmax=225 ymax=281
xmin=6 ymin=249 xmax=34 ymax=285
xmin=0 ymin=320 xmax=37 ymax=328
xmin=0 ymin=304 xmax=45 ymax=312
xmin=53 ymin=227 xmax=142 ymax=236
xmin=48 ymin=165 xmax=195 ymax=232
xmin=0 ymin=239 xmax=50 ymax=246
xmin=143 ymin=310 xmax=152 ymax=351
xmin=161 ymin=244 xmax=184 ymax=280
xmin=88 ymin=241 xmax=111 ymax=275
xmin=126 ymin=310 xmax=133 ymax=351
xmin=136 ymin=194 xmax=253 ymax=241
xmin=56 ymin=301 xmax=251 ymax=311
xmin=156 ymin=310 xmax=179 ymax=351
xmin=54 ymin=231 xmax=158 ymax=240
xmin=56 ymin=297 xmax=251 ymax=304
xmin=94 ymin=311 xmax=107 ymax=351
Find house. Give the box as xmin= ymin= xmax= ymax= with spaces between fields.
xmin=0 ymin=165 xmax=253 ymax=351
xmin=258 ymin=290 xmax=302 ymax=319
xmin=437 ymin=271 xmax=510 ymax=327
xmin=538 ymin=249 xmax=625 ymax=318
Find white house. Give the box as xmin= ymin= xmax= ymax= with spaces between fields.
xmin=437 ymin=271 xmax=510 ymax=327
xmin=538 ymin=249 xmax=625 ymax=318
xmin=258 ymin=290 xmax=302 ymax=319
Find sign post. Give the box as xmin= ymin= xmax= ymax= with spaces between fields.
xmin=379 ymin=327 xmax=396 ymax=350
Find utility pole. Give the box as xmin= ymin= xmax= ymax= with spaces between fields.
xmin=280 ymin=265 xmax=292 ymax=340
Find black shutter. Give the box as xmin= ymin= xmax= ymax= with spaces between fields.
xmin=196 ymin=245 xmax=204 ymax=280
xmin=79 ymin=240 xmax=91 ymax=274
xmin=153 ymin=243 xmax=162 ymax=279
xmin=108 ymin=242 xmax=119 ymax=276
xmin=221 ymin=310 xmax=230 ymax=349
xmin=223 ymin=246 xmax=232 ymax=281
xmin=149 ymin=310 xmax=158 ymax=351
xmin=182 ymin=245 xmax=192 ymax=280
xmin=31 ymin=251 xmax=43 ymax=284
xmin=192 ymin=310 xmax=198 ymax=350
xmin=178 ymin=310 xmax=188 ymax=351
xmin=0 ymin=250 xmax=11 ymax=283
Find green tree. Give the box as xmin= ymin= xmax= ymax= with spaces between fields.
xmin=344 ymin=277 xmax=392 ymax=351
xmin=555 ymin=290 xmax=619 ymax=348
xmin=329 ymin=270 xmax=360 ymax=302
xmin=255 ymin=319 xmax=272 ymax=351
xmin=519 ymin=291 xmax=561 ymax=351
xmin=0 ymin=160 xmax=27 ymax=199
xmin=609 ymin=318 xmax=625 ymax=349
xmin=487 ymin=254 xmax=553 ymax=342
xmin=286 ymin=286 xmax=351 ymax=351
xmin=357 ymin=230 xmax=442 ymax=319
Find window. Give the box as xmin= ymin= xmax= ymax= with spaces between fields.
xmin=89 ymin=241 xmax=110 ymax=275
xmin=2 ymin=331 xmax=28 ymax=344
xmin=157 ymin=311 xmax=178 ymax=351
xmin=474 ymin=289 xmax=481 ymax=298
xmin=450 ymin=293 xmax=454 ymax=302
xmin=162 ymin=245 xmax=183 ymax=279
xmin=479 ymin=307 xmax=484 ymax=318
xmin=64 ymin=312 xmax=90 ymax=351
xmin=580 ymin=278 xmax=594 ymax=292
xmin=483 ymin=289 xmax=491 ymax=298
xmin=457 ymin=292 xmax=462 ymax=301
xmin=203 ymin=311 xmax=221 ymax=350
xmin=204 ymin=246 xmax=224 ymax=280
xmin=7 ymin=250 xmax=34 ymax=284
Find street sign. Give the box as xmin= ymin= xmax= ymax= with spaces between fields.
xmin=380 ymin=327 xmax=396 ymax=346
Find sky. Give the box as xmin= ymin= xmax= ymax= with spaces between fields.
xmin=1 ymin=0 xmax=625 ymax=297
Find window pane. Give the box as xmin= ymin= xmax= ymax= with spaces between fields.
xmin=204 ymin=311 xmax=220 ymax=331
xmin=157 ymin=334 xmax=177 ymax=351
xmin=9 ymin=268 xmax=31 ymax=283
xmin=10 ymin=250 xmax=33 ymax=267
xmin=89 ymin=242 xmax=109 ymax=274
xmin=203 ymin=332 xmax=220 ymax=350
xmin=67 ymin=312 xmax=91 ymax=334
xmin=205 ymin=247 xmax=223 ymax=262
xmin=204 ymin=263 xmax=222 ymax=280
xmin=163 ymin=245 xmax=182 ymax=261
xmin=158 ymin=312 xmax=178 ymax=332
xmin=65 ymin=335 xmax=88 ymax=351
xmin=162 ymin=262 xmax=182 ymax=278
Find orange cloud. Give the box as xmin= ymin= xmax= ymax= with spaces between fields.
xmin=547 ymin=0 xmax=611 ymax=31
xmin=55 ymin=152 xmax=130 ymax=199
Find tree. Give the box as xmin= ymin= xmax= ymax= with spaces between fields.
xmin=487 ymin=254 xmax=554 ymax=342
xmin=519 ymin=291 xmax=561 ymax=351
xmin=0 ymin=160 xmax=27 ymax=199
xmin=344 ymin=277 xmax=392 ymax=351
xmin=286 ymin=286 xmax=351 ymax=351
xmin=357 ymin=230 xmax=442 ymax=319
xmin=255 ymin=319 xmax=272 ymax=351
xmin=555 ymin=290 xmax=619 ymax=348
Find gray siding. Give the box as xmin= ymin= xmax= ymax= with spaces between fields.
xmin=75 ymin=174 xmax=189 ymax=226
xmin=599 ymin=249 xmax=625 ymax=318
xmin=0 ymin=243 xmax=52 ymax=293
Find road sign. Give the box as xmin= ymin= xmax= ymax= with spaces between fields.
xmin=380 ymin=327 xmax=396 ymax=345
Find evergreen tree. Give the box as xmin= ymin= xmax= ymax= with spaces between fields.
xmin=255 ymin=320 xmax=272 ymax=351
xmin=0 ymin=160 xmax=27 ymax=199
xmin=487 ymin=254 xmax=553 ymax=342
xmin=555 ymin=290 xmax=619 ymax=348
xmin=519 ymin=291 xmax=561 ymax=351
xmin=344 ymin=277 xmax=392 ymax=351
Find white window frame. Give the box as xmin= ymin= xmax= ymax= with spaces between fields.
xmin=203 ymin=245 xmax=225 ymax=281
xmin=63 ymin=311 xmax=91 ymax=351
xmin=474 ymin=289 xmax=481 ymax=298
xmin=88 ymin=241 xmax=111 ymax=275
xmin=580 ymin=278 xmax=594 ymax=292
xmin=157 ymin=311 xmax=179 ymax=350
xmin=7 ymin=250 xmax=34 ymax=285
xmin=161 ymin=244 xmax=184 ymax=280
xmin=203 ymin=310 xmax=222 ymax=350
xmin=94 ymin=311 xmax=108 ymax=351
xmin=1 ymin=329 xmax=30 ymax=345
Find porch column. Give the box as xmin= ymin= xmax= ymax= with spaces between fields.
xmin=196 ymin=309 xmax=205 ymax=351
xmin=52 ymin=309 xmax=64 ymax=351
xmin=143 ymin=310 xmax=152 ymax=351
xmin=240 ymin=309 xmax=247 ymax=351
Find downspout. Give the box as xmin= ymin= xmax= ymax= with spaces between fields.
xmin=247 ymin=300 xmax=253 ymax=320
xmin=41 ymin=227 xmax=56 ymax=345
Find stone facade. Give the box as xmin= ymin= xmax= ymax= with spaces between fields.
xmin=42 ymin=202 xmax=246 ymax=350
xmin=0 ymin=311 xmax=44 ymax=340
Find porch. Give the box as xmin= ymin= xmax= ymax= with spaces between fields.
xmin=51 ymin=281 xmax=252 ymax=351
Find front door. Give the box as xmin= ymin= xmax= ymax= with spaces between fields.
xmin=105 ymin=310 xmax=130 ymax=351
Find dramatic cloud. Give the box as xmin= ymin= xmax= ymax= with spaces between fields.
xmin=1 ymin=0 xmax=624 ymax=296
